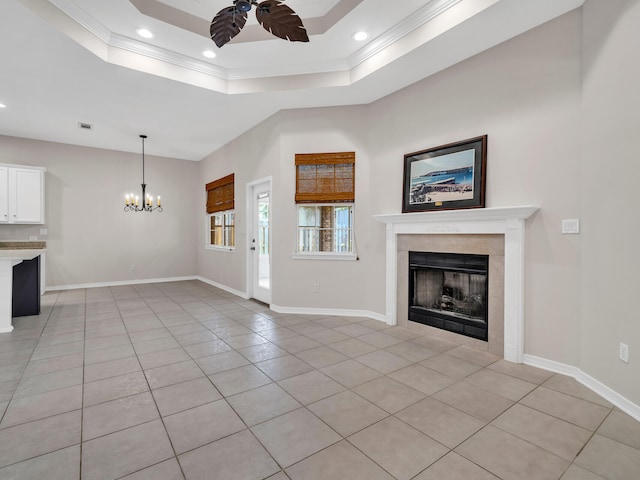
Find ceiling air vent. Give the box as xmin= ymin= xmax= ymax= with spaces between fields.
xmin=78 ymin=122 xmax=92 ymax=130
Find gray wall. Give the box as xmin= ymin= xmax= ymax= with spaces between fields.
xmin=198 ymin=9 xmax=584 ymax=362
xmin=581 ymin=0 xmax=640 ymax=406
xmin=197 ymin=5 xmax=640 ymax=406
xmin=0 ymin=136 xmax=199 ymax=287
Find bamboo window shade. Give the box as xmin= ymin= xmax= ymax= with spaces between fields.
xmin=206 ymin=173 xmax=234 ymax=213
xmin=295 ymin=152 xmax=355 ymax=203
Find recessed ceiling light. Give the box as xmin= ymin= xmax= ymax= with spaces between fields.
xmin=352 ymin=31 xmax=368 ymax=41
xmin=0 ymin=103 xmax=6 ymax=109
xmin=136 ymin=28 xmax=154 ymax=39
xmin=202 ymin=50 xmax=217 ymax=59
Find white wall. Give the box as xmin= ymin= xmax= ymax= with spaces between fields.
xmin=197 ymin=113 xmax=283 ymax=296
xmin=581 ymin=0 xmax=640 ymax=405
xmin=0 ymin=136 xmax=199 ymax=287
xmin=367 ymin=11 xmax=583 ymax=368
xmin=198 ymin=10 xmax=584 ymax=367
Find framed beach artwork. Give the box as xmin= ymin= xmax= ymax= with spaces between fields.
xmin=402 ymin=135 xmax=487 ymax=213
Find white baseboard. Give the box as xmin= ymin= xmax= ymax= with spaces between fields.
xmin=270 ymin=304 xmax=387 ymax=323
xmin=47 ymin=276 xmax=248 ymax=300
xmin=193 ymin=276 xmax=249 ymax=299
xmin=523 ymin=354 xmax=640 ymax=422
xmin=45 ymin=275 xmax=199 ymax=291
xmin=522 ymin=354 xmax=581 ymax=378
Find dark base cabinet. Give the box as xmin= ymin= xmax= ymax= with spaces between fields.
xmin=12 ymin=256 xmax=41 ymax=317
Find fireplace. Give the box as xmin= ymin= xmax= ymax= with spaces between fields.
xmin=409 ymin=251 xmax=488 ymax=341
xmin=374 ymin=206 xmax=538 ymax=362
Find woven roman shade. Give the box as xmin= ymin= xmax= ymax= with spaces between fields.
xmin=206 ymin=173 xmax=234 ymax=214
xmin=295 ymin=152 xmax=355 ymax=203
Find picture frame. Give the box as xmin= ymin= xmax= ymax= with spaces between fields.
xmin=402 ymin=135 xmax=487 ymax=213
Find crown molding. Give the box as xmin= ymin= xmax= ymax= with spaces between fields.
xmin=43 ymin=0 xmax=462 ymax=84
xmin=108 ymin=33 xmax=229 ymax=78
xmin=49 ymin=0 xmax=111 ymax=42
xmin=348 ymin=0 xmax=463 ymax=69
xmin=129 ymin=0 xmax=366 ymax=44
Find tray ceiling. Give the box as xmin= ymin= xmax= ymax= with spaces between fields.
xmin=0 ymin=0 xmax=584 ymax=160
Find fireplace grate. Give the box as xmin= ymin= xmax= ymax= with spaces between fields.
xmin=409 ymin=251 xmax=489 ymax=341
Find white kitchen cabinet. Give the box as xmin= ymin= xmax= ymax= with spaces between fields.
xmin=0 ymin=164 xmax=46 ymax=224
xmin=0 ymin=167 xmax=7 ymax=222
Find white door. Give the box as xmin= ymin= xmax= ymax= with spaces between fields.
xmin=250 ymin=180 xmax=271 ymax=304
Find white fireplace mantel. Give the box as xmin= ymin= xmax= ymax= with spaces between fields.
xmin=374 ymin=206 xmax=539 ymax=363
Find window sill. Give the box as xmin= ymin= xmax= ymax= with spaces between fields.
xmin=291 ymin=253 xmax=357 ymax=261
xmin=205 ymin=245 xmax=235 ymax=252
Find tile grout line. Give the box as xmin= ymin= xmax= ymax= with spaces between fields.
xmin=3 ymin=280 xmax=638 ymax=479
xmin=117 ymin=282 xmax=189 ymax=480
xmin=0 ymin=293 xmax=56 ymax=428
xmin=79 ymin=287 xmax=87 ymax=480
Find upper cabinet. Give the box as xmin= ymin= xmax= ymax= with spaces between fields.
xmin=0 ymin=167 xmax=7 ymax=222
xmin=0 ymin=164 xmax=46 ymax=224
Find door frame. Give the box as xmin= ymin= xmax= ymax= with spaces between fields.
xmin=245 ymin=176 xmax=272 ymax=304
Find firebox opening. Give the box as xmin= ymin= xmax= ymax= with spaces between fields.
xmin=409 ymin=251 xmax=488 ymax=341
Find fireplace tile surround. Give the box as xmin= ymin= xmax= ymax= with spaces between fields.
xmin=374 ymin=206 xmax=539 ymax=363
xmin=400 ymin=235 xmax=503 ymax=355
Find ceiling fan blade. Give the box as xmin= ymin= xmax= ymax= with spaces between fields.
xmin=256 ymin=1 xmax=309 ymax=43
xmin=210 ymin=6 xmax=248 ymax=48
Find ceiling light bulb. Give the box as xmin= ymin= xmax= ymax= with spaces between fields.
xmin=353 ymin=31 xmax=368 ymax=41
xmin=136 ymin=28 xmax=154 ymax=39
xmin=203 ymin=50 xmax=217 ymax=59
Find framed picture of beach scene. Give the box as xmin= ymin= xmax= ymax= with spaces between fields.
xmin=402 ymin=135 xmax=487 ymax=213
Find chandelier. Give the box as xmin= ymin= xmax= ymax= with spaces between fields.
xmin=124 ymin=134 xmax=162 ymax=213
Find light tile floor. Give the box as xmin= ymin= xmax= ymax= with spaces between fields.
xmin=0 ymin=280 xmax=639 ymax=479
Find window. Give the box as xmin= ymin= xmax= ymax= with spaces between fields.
xmin=295 ymin=152 xmax=355 ymax=257
xmin=206 ymin=174 xmax=235 ymax=249
xmin=208 ymin=210 xmax=235 ymax=248
xmin=297 ymin=204 xmax=353 ymax=253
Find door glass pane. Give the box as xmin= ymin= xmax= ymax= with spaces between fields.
xmin=257 ymin=192 xmax=270 ymax=290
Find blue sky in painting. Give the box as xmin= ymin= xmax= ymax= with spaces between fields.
xmin=411 ymin=148 xmax=475 ymax=178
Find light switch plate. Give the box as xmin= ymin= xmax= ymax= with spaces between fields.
xmin=562 ymin=219 xmax=580 ymax=234
xmin=620 ymin=342 xmax=629 ymax=363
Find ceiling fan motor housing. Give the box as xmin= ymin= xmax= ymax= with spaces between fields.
xmin=235 ymin=0 xmax=253 ymax=12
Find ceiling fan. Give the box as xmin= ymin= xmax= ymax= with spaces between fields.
xmin=210 ymin=0 xmax=309 ymax=48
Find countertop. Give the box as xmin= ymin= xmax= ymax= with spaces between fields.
xmin=0 ymin=242 xmax=46 ymax=262
xmin=0 ymin=241 xmax=46 ymax=250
